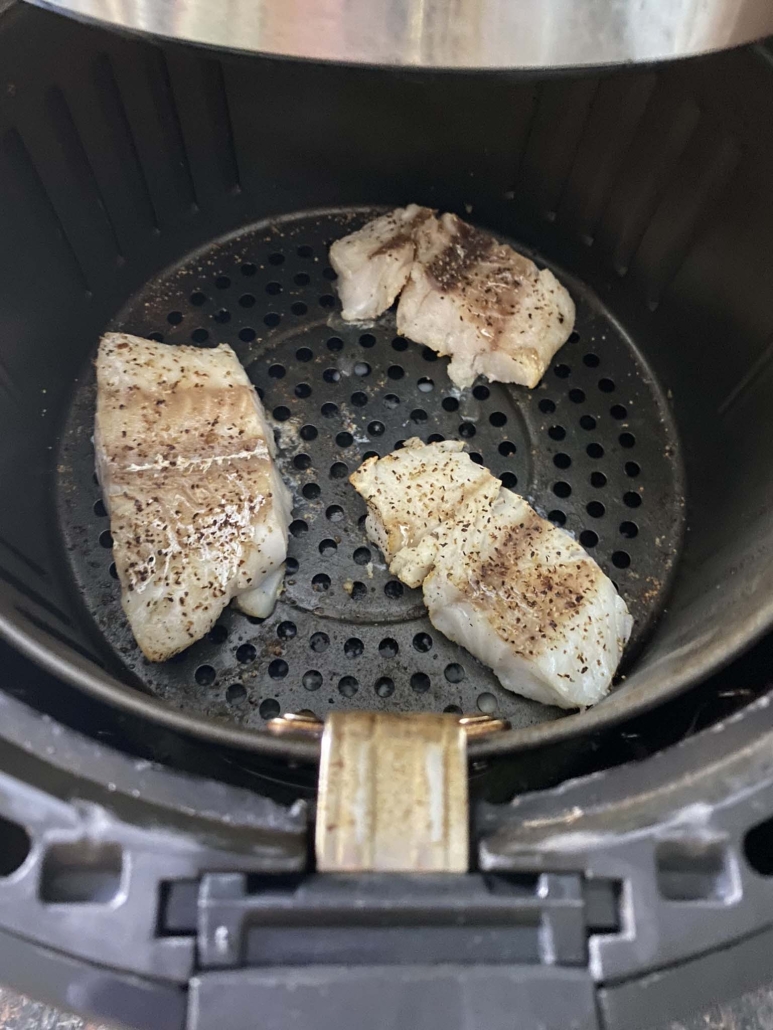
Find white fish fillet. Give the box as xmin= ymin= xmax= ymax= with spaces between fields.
xmin=329 ymin=205 xmax=434 ymax=321
xmin=349 ymin=438 xmax=500 ymax=589
xmin=95 ymin=333 xmax=292 ymax=662
xmin=397 ymin=213 xmax=575 ymax=389
xmin=350 ymin=440 xmax=631 ymax=708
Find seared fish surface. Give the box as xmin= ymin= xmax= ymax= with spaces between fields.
xmin=397 ymin=213 xmax=575 ymax=389
xmin=350 ymin=440 xmax=631 ymax=707
xmin=95 ymin=333 xmax=291 ymax=662
xmin=329 ymin=205 xmax=434 ymax=322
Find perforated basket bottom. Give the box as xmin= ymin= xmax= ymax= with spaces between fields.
xmin=57 ymin=208 xmax=684 ymax=731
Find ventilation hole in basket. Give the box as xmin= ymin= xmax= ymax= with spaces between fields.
xmin=591 ymin=471 xmax=607 ymax=488
xmin=319 ymin=539 xmax=338 ymax=557
xmin=442 ymin=397 xmax=459 ymax=412
xmin=190 ymin=291 xmax=206 ymax=306
xmin=413 ymin=632 xmax=432 ymax=653
xmin=619 ymin=433 xmax=636 ymax=449
xmin=268 ymin=660 xmax=288 ymax=680
xmin=239 ymin=262 xmax=256 ymax=277
xmin=587 ymin=501 xmax=606 ymax=518
xmin=296 ymin=244 xmax=313 ymax=258
xmin=213 ymin=308 xmax=231 ymax=324
xmin=292 ymin=272 xmax=310 ymax=287
xmin=411 ymin=672 xmax=430 ymax=693
xmin=330 ymin=462 xmax=348 ymax=479
xmin=469 ymin=452 xmax=483 ymax=464
xmin=610 ymin=404 xmax=627 ymax=420
xmin=268 ymin=254 xmax=285 ymax=268
xmin=147 ymin=331 xmax=164 ymax=342
xmin=300 ymin=425 xmax=318 ymax=441
xmin=215 ymin=275 xmax=231 ymax=289
xmin=599 ymin=378 xmax=615 ymax=393
xmin=471 ymin=384 xmax=489 ymax=401
xmin=208 ymin=623 xmax=228 ymax=644
xmin=295 ymin=384 xmax=312 ymax=400
xmin=273 ymin=406 xmax=291 ymax=422
xmin=583 ymin=354 xmax=600 ymax=367
xmin=375 ymin=677 xmax=395 ymax=698
xmin=539 ymin=398 xmax=556 ymax=414
xmin=379 ymin=638 xmax=399 ymax=658
xmin=444 ymin=663 xmax=465 ymax=683
xmin=167 ymin=310 xmax=183 ymax=325
xmin=99 ymin=530 xmax=113 ymax=549
xmin=344 ymin=637 xmax=364 ymax=658
xmin=489 ymin=411 xmax=507 ymax=427
xmin=298 ymin=670 xmax=322 ymax=693
xmin=580 ymin=415 xmax=596 ymax=431
xmin=625 ymin=461 xmax=641 ymax=478
xmin=245 ymin=615 xmax=265 ymax=626
xmin=191 ymin=328 xmax=209 ymax=344
xmin=620 ymin=521 xmax=639 ymax=539
xmin=411 ymin=409 xmax=428 ymax=424
xmin=277 ymin=621 xmax=297 ymax=639
xmin=384 ymin=394 xmax=400 ymax=409
xmin=235 ymin=643 xmax=256 ymax=664
xmin=354 ymin=362 xmax=371 ymax=377
xmin=351 ymin=392 xmax=368 ymax=408
xmin=225 ymin=683 xmax=246 ymax=704
xmin=294 ymin=453 xmax=311 ymax=471
xmin=309 ymin=631 xmax=329 ymax=654
xmin=624 ymin=492 xmax=642 ymax=508
xmin=548 ymin=510 xmax=566 ymax=526
xmin=285 ymin=557 xmax=299 ymax=574
xmin=327 ymin=507 xmax=344 ymax=524
xmin=422 ymin=348 xmax=438 ymax=362
xmin=394 ymin=440 xmax=405 ymax=449
xmin=385 ymin=580 xmax=403 ymax=599
xmin=338 ymin=675 xmax=358 ymax=698
xmin=289 ymin=520 xmax=308 ymax=538
xmin=302 ymin=483 xmax=321 ymax=500
xmin=388 ymin=365 xmax=404 ymax=380
xmin=554 ymin=364 xmax=571 ymax=379
xmin=459 ymin=422 xmax=476 ymax=439
xmin=477 ymin=692 xmax=497 ymax=714
xmin=239 ymin=327 xmax=256 ymax=342
xmin=417 ymin=377 xmax=434 ymax=393
xmin=264 ymin=313 xmax=281 ymax=328
xmin=295 ymin=347 xmax=313 ymax=363
xmin=327 ymin=336 xmax=343 ymax=352
xmin=612 ymin=551 xmax=631 ymax=569
xmin=553 ymin=482 xmax=571 ymax=498
xmin=259 ymin=698 xmax=281 ymax=719
xmin=554 ymin=453 xmax=571 ymax=470
xmin=368 ymin=421 xmax=386 ymax=437
xmin=444 ymin=704 xmax=463 ymax=715
xmin=499 ymin=441 xmax=517 ymax=457
xmin=350 ymin=581 xmax=367 ymax=600
xmin=312 ymin=573 xmax=331 ymax=592
xmin=580 ymin=530 xmax=598 ymax=548
xmin=359 ymin=333 xmax=376 ymax=349
xmin=323 ymin=267 xmax=337 ymax=281
xmin=93 ymin=499 xmax=107 ymax=518
xmin=109 ymin=563 xmax=118 ymax=579
xmin=195 ymin=665 xmax=216 ymax=686
xmin=265 ymin=281 xmax=282 ymax=295
xmin=392 ymin=336 xmax=408 ymax=352
xmin=336 ymin=431 xmax=353 ymax=448
xmin=292 ymin=301 xmax=308 ymax=316
xmin=500 ymin=472 xmax=518 ymax=489
xmin=548 ymin=425 xmax=566 ymax=441
xmin=586 ymin=442 xmax=604 ymax=459
xmin=353 ymin=547 xmax=371 ymax=566
xmin=323 ymin=368 xmax=341 ymax=385
xmin=321 ymin=402 xmax=338 ymax=419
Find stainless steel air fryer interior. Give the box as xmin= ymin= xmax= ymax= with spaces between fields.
xmin=2 ymin=3 xmax=773 ymax=763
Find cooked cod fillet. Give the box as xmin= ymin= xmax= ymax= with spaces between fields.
xmin=330 ymin=205 xmax=434 ymax=322
xmin=350 ymin=440 xmax=631 ymax=707
xmin=395 ymin=212 xmax=575 ymax=389
xmin=349 ymin=438 xmax=500 ymax=588
xmin=95 ymin=333 xmax=292 ymax=662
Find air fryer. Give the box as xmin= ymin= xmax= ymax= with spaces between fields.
xmin=2 ymin=1 xmax=773 ymax=1027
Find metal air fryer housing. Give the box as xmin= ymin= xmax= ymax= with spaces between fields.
xmin=2 ymin=1 xmax=773 ymax=1028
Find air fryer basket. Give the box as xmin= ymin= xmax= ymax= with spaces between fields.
xmin=1 ymin=3 xmax=773 ymax=761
